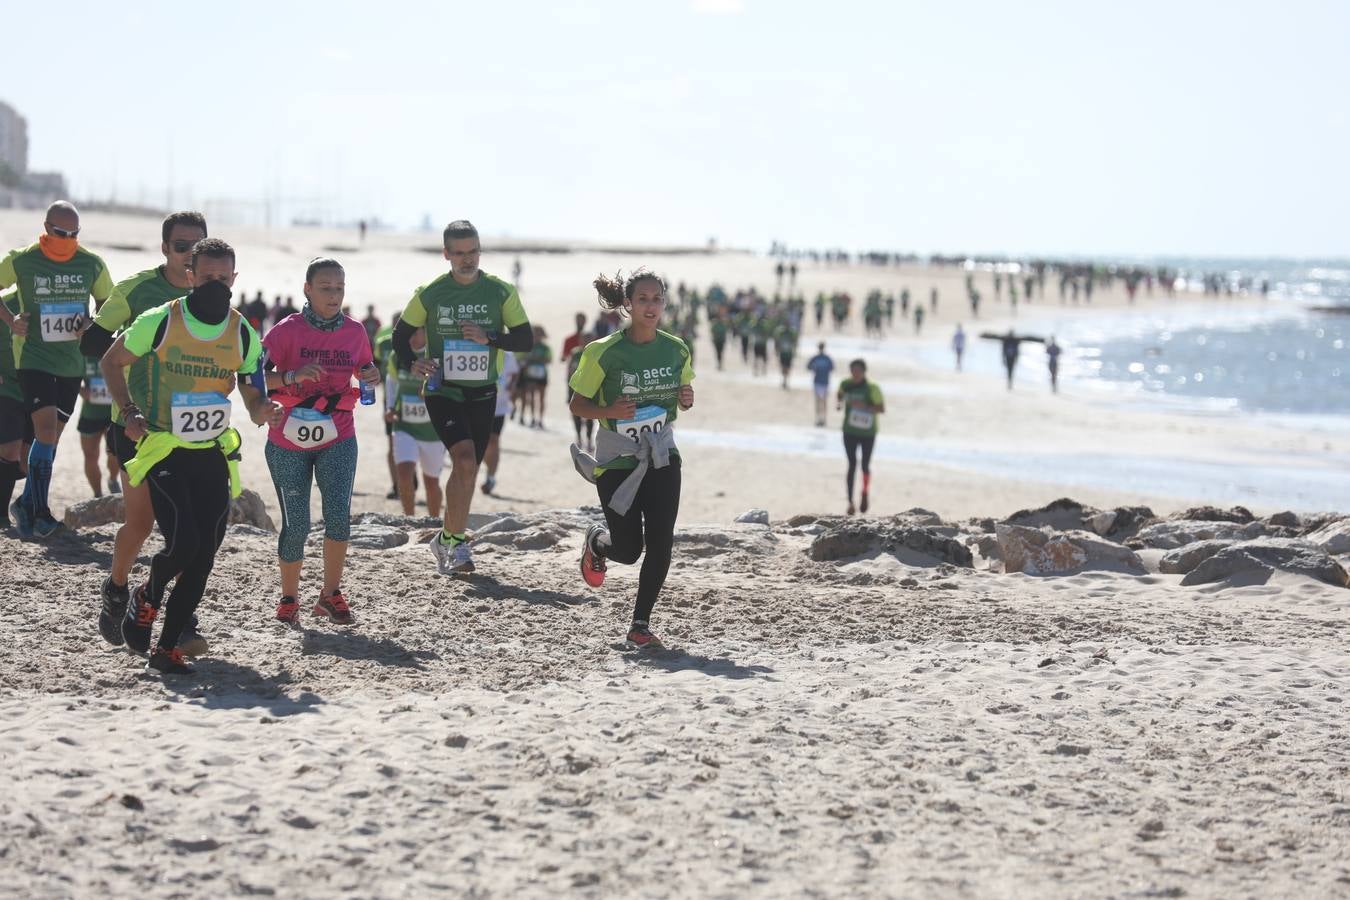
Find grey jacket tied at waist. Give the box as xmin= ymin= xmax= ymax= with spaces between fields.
xmin=570 ymin=424 xmax=677 ymax=515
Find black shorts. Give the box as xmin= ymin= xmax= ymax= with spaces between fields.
xmin=19 ymin=370 xmax=81 ymax=420
xmin=425 ymin=390 xmax=496 ymax=464
xmin=492 ymin=415 xmax=505 ymax=436
xmin=109 ymin=422 xmax=139 ymax=469
xmin=0 ymin=396 xmax=33 ymax=445
xmin=753 ymin=343 xmax=768 ymax=360
xmin=77 ymin=414 xmax=112 ymax=436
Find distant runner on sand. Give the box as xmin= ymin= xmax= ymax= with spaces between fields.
xmin=837 ymin=359 xmax=884 ymax=515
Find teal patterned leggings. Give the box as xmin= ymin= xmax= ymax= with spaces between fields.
xmin=265 ymin=437 xmax=358 ymax=562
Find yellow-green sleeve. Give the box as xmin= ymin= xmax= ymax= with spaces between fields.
xmin=91 ymin=261 xmax=113 ymax=302
xmin=121 ymin=304 xmax=172 ymax=357
xmin=869 ymin=383 xmax=883 ymax=406
xmin=568 ymin=341 xmax=606 ymax=398
xmin=94 ymin=289 xmax=133 ymax=332
xmin=399 ymin=288 xmax=428 ymax=327
xmin=501 ymin=285 xmax=527 ymax=328
xmin=680 ymin=346 xmax=694 ymax=386
xmin=0 ymin=251 xmax=16 ymax=290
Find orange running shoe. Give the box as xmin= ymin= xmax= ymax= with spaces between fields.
xmin=580 ymin=524 xmax=607 ymax=588
xmin=275 ymin=595 xmax=300 ymax=624
xmin=625 ymin=621 xmax=662 ymax=650
xmin=313 ymin=590 xmax=355 ymax=625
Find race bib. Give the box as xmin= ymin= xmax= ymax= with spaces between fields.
xmin=400 ymin=394 xmax=430 ymax=424
xmin=847 ymin=407 xmax=875 ymax=431
xmin=171 ymin=391 xmax=231 ymax=440
xmin=616 ymin=405 xmax=668 ymax=442
xmin=87 ymin=376 xmax=112 ymax=406
xmin=525 ymin=363 xmax=547 ymax=380
xmin=39 ymin=302 xmax=84 ymax=342
xmin=283 ymin=406 xmax=337 ymax=448
xmin=442 ymin=339 xmax=491 ymax=380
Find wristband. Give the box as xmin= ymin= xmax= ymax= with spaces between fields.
xmin=283 ymin=370 xmax=295 ymax=386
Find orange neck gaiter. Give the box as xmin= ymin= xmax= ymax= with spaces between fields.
xmin=38 ymin=234 xmax=78 ymax=263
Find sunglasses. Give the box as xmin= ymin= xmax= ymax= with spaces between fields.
xmin=170 ymin=240 xmax=196 ymax=253
xmin=46 ymin=223 xmax=79 ymax=239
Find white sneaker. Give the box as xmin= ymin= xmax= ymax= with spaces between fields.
xmin=428 ymin=533 xmax=455 ymax=575
xmin=450 ymin=542 xmax=475 ymax=574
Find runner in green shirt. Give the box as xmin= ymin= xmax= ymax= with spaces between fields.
xmin=385 ymin=327 xmax=443 ymax=518
xmin=837 ymin=358 xmax=885 ymax=515
xmin=392 ymin=219 xmax=535 ymax=575
xmin=75 ymin=353 xmax=117 ymax=498
xmin=79 ymin=211 xmax=210 ymax=651
xmin=0 ymin=202 xmax=114 ymax=538
xmin=0 ymin=291 xmax=31 ymax=529
xmin=519 ymin=326 xmax=552 ymax=429
xmin=570 ymin=269 xmax=694 ymax=650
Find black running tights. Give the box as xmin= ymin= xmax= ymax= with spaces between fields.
xmin=843 ymin=434 xmax=875 ymax=499
xmin=595 ymin=460 xmax=682 ymax=624
xmin=145 ymin=448 xmax=231 ymax=649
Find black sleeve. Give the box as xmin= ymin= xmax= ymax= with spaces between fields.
xmin=392 ymin=319 xmax=418 ymax=370
xmin=80 ymin=322 xmax=117 ymax=358
xmin=492 ymin=321 xmax=534 ymax=353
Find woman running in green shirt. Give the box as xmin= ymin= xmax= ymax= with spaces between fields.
xmin=838 ymin=358 xmax=885 ymax=515
xmin=569 ymin=270 xmax=694 ymax=649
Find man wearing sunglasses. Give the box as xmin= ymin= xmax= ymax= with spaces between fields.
xmin=0 ymin=201 xmax=113 ymax=538
xmin=80 ymin=210 xmax=210 ymax=654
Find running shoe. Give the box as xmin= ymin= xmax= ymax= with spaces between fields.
xmin=481 ymin=475 xmax=496 ymax=495
xmin=275 ymin=595 xmax=300 ymax=624
xmin=313 ymin=590 xmax=355 ymax=625
xmin=580 ymin=524 xmax=607 ymax=588
xmin=146 ymin=646 xmax=195 ymax=676
xmin=121 ymin=583 xmax=157 ymax=654
xmin=385 ymin=487 xmax=399 ymax=500
xmin=847 ymin=502 xmax=856 ymax=516
xmin=450 ymin=541 xmax=475 ymax=575
xmin=108 ymin=478 xmax=121 ymax=495
xmin=860 ymin=492 xmax=870 ymax=514
xmin=178 ymin=615 xmax=209 ymax=657
xmin=10 ymin=500 xmax=33 ymax=539
xmin=625 ymin=621 xmax=662 ymax=650
xmin=33 ymin=512 xmax=63 ymax=538
xmin=98 ymin=576 xmax=130 ymax=646
xmin=428 ymin=532 xmax=455 ymax=575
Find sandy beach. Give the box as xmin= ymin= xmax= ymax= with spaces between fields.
xmin=1 ymin=211 xmax=1348 ymax=897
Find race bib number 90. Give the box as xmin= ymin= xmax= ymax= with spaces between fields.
xmin=40 ymin=302 xmax=85 ymax=342
xmin=171 ymin=391 xmax=231 ymax=440
xmin=616 ymin=405 xmax=668 ymax=442
xmin=283 ymin=406 xmax=337 ymax=449
xmin=443 ymin=339 xmax=491 ymax=379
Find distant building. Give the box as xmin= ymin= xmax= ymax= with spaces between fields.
xmin=0 ymin=101 xmax=27 ymax=182
xmin=0 ymin=99 xmax=68 ymax=209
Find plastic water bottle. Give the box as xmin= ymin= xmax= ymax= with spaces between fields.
xmin=426 ymin=363 xmax=443 ymax=392
xmin=359 ymin=365 xmax=376 ymax=405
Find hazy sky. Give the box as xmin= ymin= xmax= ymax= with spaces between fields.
xmin=6 ymin=0 xmax=1347 ymax=257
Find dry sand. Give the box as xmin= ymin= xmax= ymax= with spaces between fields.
xmin=1 ymin=211 xmax=1347 ymax=897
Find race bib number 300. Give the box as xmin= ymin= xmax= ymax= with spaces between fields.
xmin=443 ymin=339 xmax=490 ymax=380
xmin=40 ymin=302 xmax=85 ymax=342
xmin=847 ymin=407 xmax=875 ymax=431
xmin=171 ymin=391 xmax=231 ymax=440
xmin=616 ymin=405 xmax=668 ymax=442
xmin=283 ymin=407 xmax=337 ymax=449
